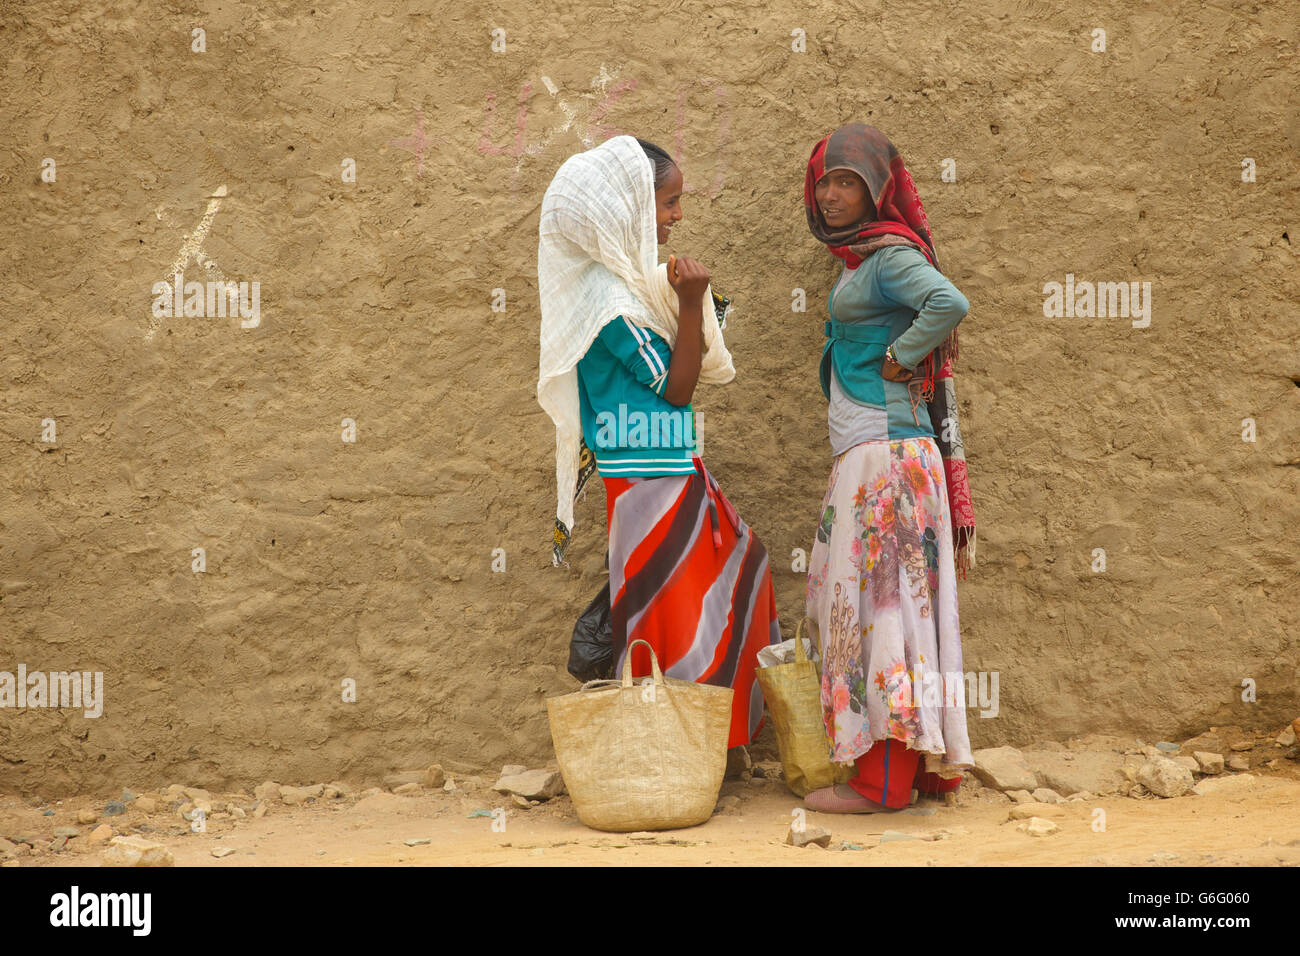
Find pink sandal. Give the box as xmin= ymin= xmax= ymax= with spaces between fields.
xmin=804 ymin=783 xmax=899 ymax=814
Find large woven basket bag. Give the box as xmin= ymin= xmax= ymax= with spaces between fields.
xmin=547 ymin=639 xmax=732 ymax=832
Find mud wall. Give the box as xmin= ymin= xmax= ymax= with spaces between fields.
xmin=1 ymin=0 xmax=1297 ymax=797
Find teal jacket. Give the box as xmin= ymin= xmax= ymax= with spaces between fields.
xmin=576 ymin=316 xmax=698 ymax=477
xmin=820 ymin=245 xmax=969 ymax=439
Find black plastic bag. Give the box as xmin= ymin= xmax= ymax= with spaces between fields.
xmin=567 ymin=581 xmax=613 ymax=683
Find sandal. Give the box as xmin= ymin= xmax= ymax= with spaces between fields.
xmin=804 ymin=783 xmax=899 ymax=814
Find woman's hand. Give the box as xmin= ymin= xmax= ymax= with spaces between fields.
xmin=667 ymin=254 xmax=710 ymax=305
xmin=882 ymin=349 xmax=914 ymax=382
xmin=663 ymin=255 xmax=706 ymax=406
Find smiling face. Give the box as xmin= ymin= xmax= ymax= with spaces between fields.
xmin=815 ymin=168 xmax=874 ymax=230
xmin=653 ymin=164 xmax=684 ymax=244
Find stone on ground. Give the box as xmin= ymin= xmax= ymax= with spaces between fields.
xmin=76 ymin=808 xmax=98 ymax=824
xmin=393 ymin=782 xmax=421 ymax=795
xmin=1017 ymin=817 xmax=1059 ymax=837
xmin=1136 ymin=756 xmax=1194 ymax=797
xmin=492 ymin=769 xmax=565 ymax=801
xmin=211 ymin=846 xmax=236 ymax=858
xmin=1009 ymin=803 xmax=1064 ymax=821
xmin=971 ymin=747 xmax=1037 ymax=792
xmin=103 ymin=836 xmax=174 ymax=867
xmin=1193 ymin=774 xmax=1257 ymax=798
xmin=1193 ymin=751 xmax=1224 ymax=774
xmin=1006 ymin=789 xmax=1034 ymax=804
xmin=1023 ymin=749 xmax=1128 ymax=795
xmin=422 ymin=765 xmax=446 ymax=789
xmin=253 ymin=781 xmax=282 ymax=803
xmin=280 ymin=784 xmax=325 ymax=805
xmin=383 ymin=772 xmax=424 ymax=789
xmin=786 ymin=824 xmax=831 ymax=848
xmin=1032 ymin=788 xmax=1063 ymax=804
xmin=1227 ymin=756 xmax=1250 ymax=772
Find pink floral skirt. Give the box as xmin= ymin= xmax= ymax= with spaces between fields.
xmin=805 ymin=437 xmax=973 ymax=777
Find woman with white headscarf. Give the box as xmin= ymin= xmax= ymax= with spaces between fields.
xmin=537 ymin=135 xmax=781 ymax=749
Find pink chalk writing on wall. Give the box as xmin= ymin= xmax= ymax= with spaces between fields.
xmin=673 ymin=80 xmax=730 ymax=200
xmin=477 ymin=71 xmax=731 ymax=198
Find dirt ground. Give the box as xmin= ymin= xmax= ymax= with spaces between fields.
xmin=1 ymin=0 xmax=1298 ymax=799
xmin=8 ymin=769 xmax=1300 ymax=868
xmin=7 ymin=726 xmax=1300 ymax=868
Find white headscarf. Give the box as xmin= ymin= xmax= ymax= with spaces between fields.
xmin=537 ymin=135 xmax=735 ymax=566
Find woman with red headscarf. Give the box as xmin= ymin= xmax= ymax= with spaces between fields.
xmin=801 ymin=123 xmax=977 ymax=813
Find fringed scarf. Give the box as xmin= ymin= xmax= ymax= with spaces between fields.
xmin=805 ymin=123 xmax=976 ymax=575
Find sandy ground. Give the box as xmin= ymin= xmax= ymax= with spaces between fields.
xmin=7 ymin=768 xmax=1300 ymax=868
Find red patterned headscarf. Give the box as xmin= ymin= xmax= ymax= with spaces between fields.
xmin=805 ymin=123 xmax=939 ymax=271
xmin=805 ymin=123 xmax=976 ymax=575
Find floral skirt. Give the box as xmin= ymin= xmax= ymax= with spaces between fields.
xmin=805 ymin=437 xmax=973 ymax=777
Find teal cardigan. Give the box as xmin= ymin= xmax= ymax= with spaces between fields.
xmin=820 ymin=246 xmax=969 ymax=440
xmin=576 ymin=316 xmax=697 ymax=477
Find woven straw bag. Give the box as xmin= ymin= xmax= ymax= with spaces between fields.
xmin=754 ymin=617 xmax=854 ymax=796
xmin=546 ymin=639 xmax=732 ymax=832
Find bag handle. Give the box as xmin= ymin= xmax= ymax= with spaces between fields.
xmin=621 ymin=639 xmax=664 ymax=687
xmin=794 ymin=617 xmax=814 ymax=664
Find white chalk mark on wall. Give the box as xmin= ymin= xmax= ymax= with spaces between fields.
xmin=147 ymin=184 xmax=233 ymax=340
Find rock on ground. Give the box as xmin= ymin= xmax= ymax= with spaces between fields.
xmin=971 ymin=747 xmax=1037 ymax=792
xmin=103 ymin=836 xmax=174 ymax=867
xmin=1193 ymin=774 xmax=1257 ymax=798
xmin=1193 ymin=751 xmax=1224 ymax=774
xmin=1017 ymin=817 xmax=1059 ymax=837
xmin=423 ymin=765 xmax=446 ymax=789
xmin=254 ymin=781 xmax=282 ymax=803
xmin=1023 ymin=749 xmax=1128 ymax=796
xmin=1006 ymin=789 xmax=1035 ymax=804
xmin=1032 ymin=788 xmax=1063 ymax=804
xmin=280 ymin=784 xmax=325 ymax=805
xmin=1009 ymin=803 xmax=1065 ymax=820
xmin=492 ymin=769 xmax=565 ymax=801
xmin=383 ymin=772 xmax=425 ymax=789
xmin=786 ymin=824 xmax=832 ymax=848
xmin=1137 ymin=757 xmax=1195 ymax=798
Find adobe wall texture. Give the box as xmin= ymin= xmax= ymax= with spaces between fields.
xmin=1 ymin=0 xmax=1296 ymax=796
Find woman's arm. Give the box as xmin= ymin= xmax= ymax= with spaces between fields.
xmin=876 ymin=247 xmax=969 ymax=370
xmin=663 ymin=255 xmax=709 ymax=406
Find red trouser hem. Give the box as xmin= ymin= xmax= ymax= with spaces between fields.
xmin=847 ymin=738 xmax=962 ymax=808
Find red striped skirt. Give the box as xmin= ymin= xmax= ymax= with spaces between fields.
xmin=604 ymin=457 xmax=781 ymax=748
